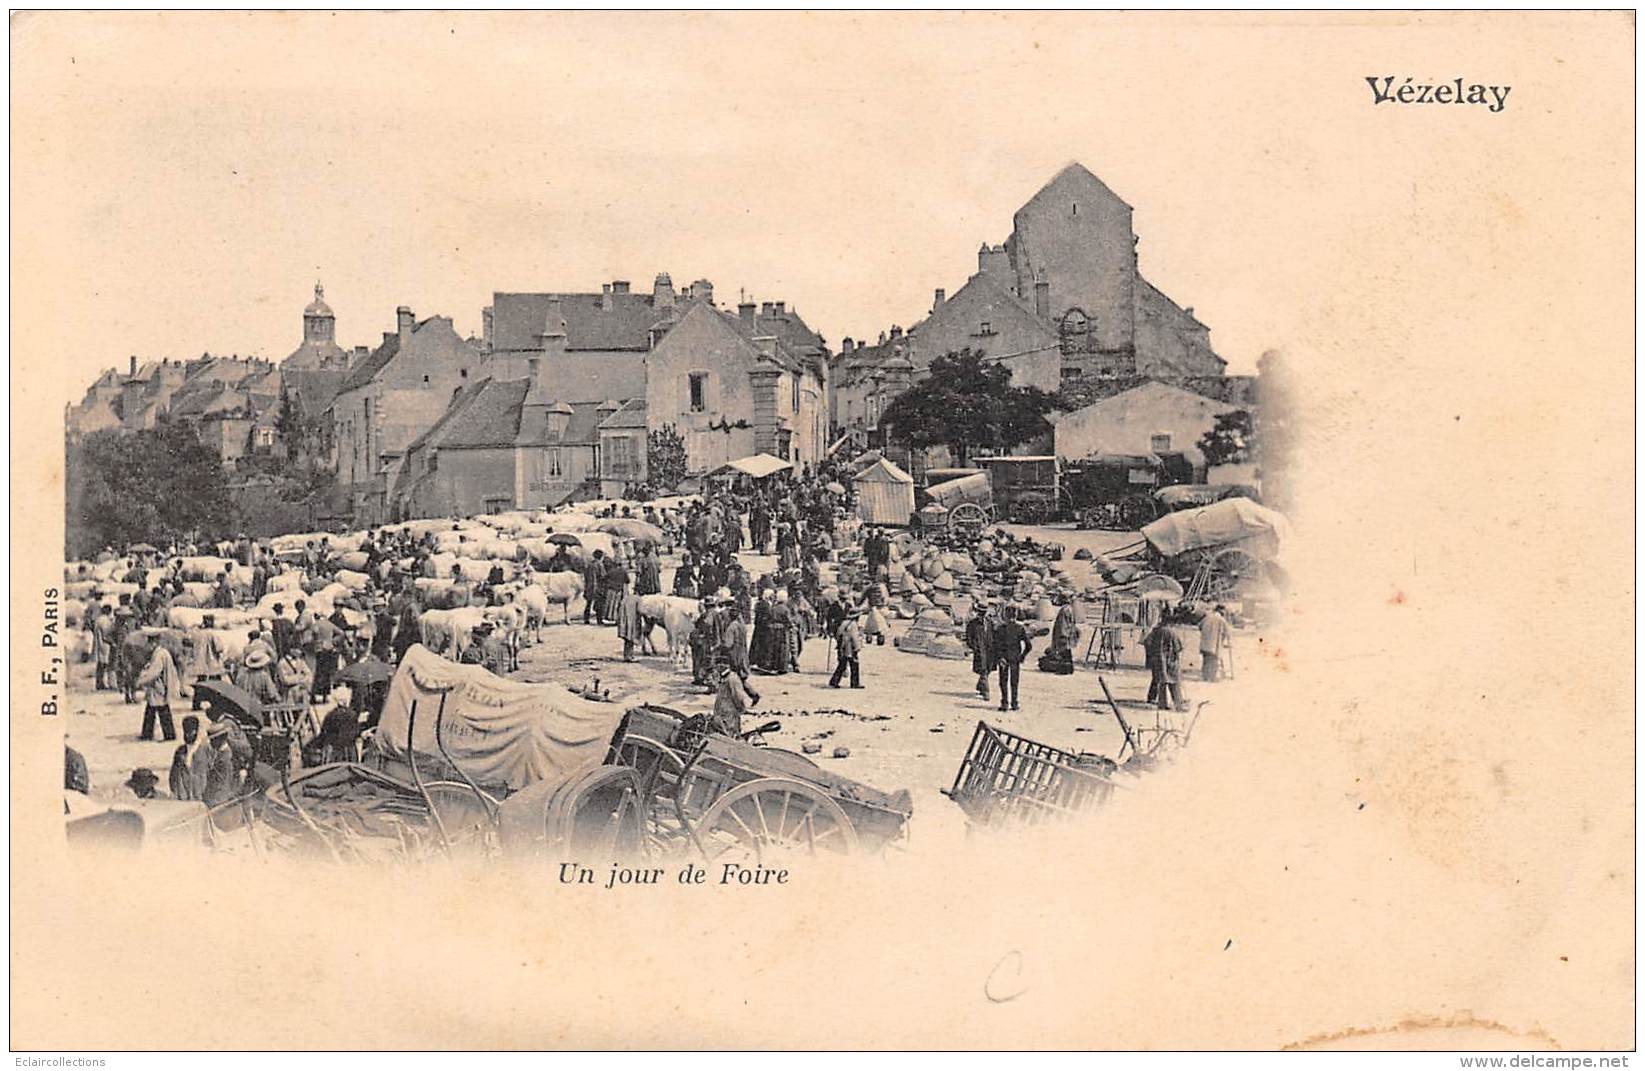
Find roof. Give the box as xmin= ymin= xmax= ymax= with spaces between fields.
xmin=1057 ymin=374 xmax=1256 ymax=412
xmin=433 ymin=378 xmax=532 ymax=449
xmin=490 ymin=290 xmax=675 ymax=353
xmin=516 ymin=399 xmax=608 ymax=447
xmin=404 ymin=379 xmax=490 ymax=454
xmin=598 ymin=398 xmax=647 ymax=431
xmin=711 ymin=453 xmax=793 ymax=479
xmin=337 ymin=333 xmax=400 ymax=394
xmin=853 ymin=457 xmax=913 ymax=485
xmin=304 ymin=283 xmax=334 ymax=319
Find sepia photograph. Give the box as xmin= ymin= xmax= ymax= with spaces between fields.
xmin=9 ymin=8 xmax=1635 ymax=1058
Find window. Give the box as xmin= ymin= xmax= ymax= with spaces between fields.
xmin=460 ymin=368 xmax=468 ymax=379
xmin=1151 ymin=434 xmax=1172 ymax=453
xmin=484 ymin=497 xmax=511 ymax=515
xmin=979 ymin=321 xmax=994 ymax=336
xmin=544 ymin=447 xmax=562 ymax=478
xmin=608 ymin=435 xmax=636 ymax=475
xmin=422 ymin=374 xmax=430 ymax=386
xmin=1072 ymin=202 xmax=1078 ymax=216
xmin=791 ymin=376 xmax=800 ymax=413
xmin=688 ymin=373 xmax=708 ymax=413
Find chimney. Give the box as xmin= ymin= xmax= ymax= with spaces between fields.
xmin=1034 ymin=279 xmax=1050 ymax=319
xmin=760 ymin=302 xmax=774 ymax=318
xmin=397 ymin=306 xmax=415 ymax=346
xmin=482 ymin=306 xmax=494 ymax=344
xmin=611 ymin=280 xmax=630 ymax=295
xmin=842 ymin=337 xmax=855 ymax=353
xmin=129 ymin=355 xmax=137 ymax=376
xmin=933 ymin=288 xmax=946 ymax=310
xmin=539 ymin=297 xmax=567 ymax=356
xmin=739 ymin=301 xmax=756 ymax=327
xmin=890 ymin=325 xmax=903 ymax=341
xmin=600 ymin=283 xmax=613 ymax=312
xmin=352 ymin=346 xmax=369 ymax=368
xmin=692 ymin=279 xmax=714 ymax=307
xmin=653 ymin=273 xmax=675 ymax=308
xmin=774 ymin=301 xmax=786 ymax=318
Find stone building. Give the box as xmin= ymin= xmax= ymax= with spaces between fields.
xmin=329 ymin=306 xmax=484 ymax=525
xmin=643 ymin=301 xmax=829 ymax=475
xmin=279 ymin=282 xmax=361 ymax=424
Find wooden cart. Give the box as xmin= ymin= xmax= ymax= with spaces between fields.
xmin=614 ymin=705 xmax=913 ymax=863
xmin=942 ymin=720 xmax=1116 ymax=827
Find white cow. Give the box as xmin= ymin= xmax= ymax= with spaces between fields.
xmin=637 ymin=594 xmax=698 ymax=669
xmin=533 ymin=571 xmax=584 ymax=626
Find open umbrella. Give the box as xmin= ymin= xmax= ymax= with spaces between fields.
xmin=191 ymin=680 xmax=264 ymax=729
xmin=547 ymin=532 xmax=583 ymax=546
xmin=593 ymin=519 xmax=665 ymax=543
xmin=336 ymin=658 xmax=394 ymax=688
xmin=825 ymin=481 xmax=846 ymax=495
xmin=127 ymin=543 xmax=158 ymax=555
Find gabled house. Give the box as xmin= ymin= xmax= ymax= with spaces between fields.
xmin=644 ymin=301 xmax=829 ymax=476
xmin=329 ymin=306 xmax=483 ymax=525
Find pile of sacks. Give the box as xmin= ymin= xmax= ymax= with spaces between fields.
xmin=892 ymin=604 xmax=971 ymax=660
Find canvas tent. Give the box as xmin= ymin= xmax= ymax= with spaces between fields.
xmin=710 ymin=453 xmax=793 ymax=480
xmin=853 ymin=457 xmax=915 ymax=526
xmin=374 ymin=645 xmax=627 ymax=794
xmin=1140 ymin=498 xmax=1291 ymax=560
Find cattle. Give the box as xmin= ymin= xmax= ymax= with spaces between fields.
xmin=64 ymin=599 xmax=89 ymax=630
xmin=267 ymin=571 xmax=306 ymax=594
xmin=412 ymin=577 xmax=473 ymax=610
xmin=333 ymin=569 xmax=371 ymax=592
xmin=636 ymin=594 xmax=698 ymax=670
xmin=176 ymin=556 xmax=234 ymax=582
xmin=419 ymin=606 xmax=491 ymax=658
xmin=533 ymin=571 xmax=584 ymax=626
xmin=452 ymin=557 xmax=518 ymax=584
xmin=168 ymin=606 xmax=258 ymax=632
xmin=337 ymin=550 xmax=370 ymax=572
xmin=506 ymin=584 xmax=550 ymax=642
xmin=65 ymin=580 xmax=97 ymax=602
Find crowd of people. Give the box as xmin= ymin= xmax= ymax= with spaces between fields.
xmin=65 ymin=450 xmax=1238 ymax=809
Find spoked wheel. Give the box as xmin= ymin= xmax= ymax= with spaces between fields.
xmin=1205 ymin=548 xmax=1264 ymax=597
xmin=615 ymin=734 xmax=692 ymax=856
xmin=546 ymin=765 xmax=647 ymax=859
xmin=421 ymin=780 xmax=501 ymax=853
xmin=948 ymin=503 xmax=989 ymax=539
xmin=694 ymin=777 xmax=859 ymax=865
xmin=1119 ymin=495 xmax=1157 ymax=531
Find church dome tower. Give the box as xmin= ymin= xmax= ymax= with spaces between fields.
xmin=303 ymin=282 xmax=336 ymax=345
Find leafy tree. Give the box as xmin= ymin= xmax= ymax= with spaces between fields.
xmin=880 ymin=348 xmax=1061 ymax=463
xmin=65 ymin=418 xmax=237 ymax=558
xmin=1197 ymin=409 xmax=1255 ymax=467
xmin=647 ymin=423 xmax=689 ymax=490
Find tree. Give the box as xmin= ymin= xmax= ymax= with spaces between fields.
xmin=65 ymin=418 xmax=238 ymax=558
xmin=1197 ymin=409 xmax=1255 ymax=467
xmin=647 ymin=423 xmax=689 ymax=491
xmin=880 ymin=348 xmax=1062 ymax=463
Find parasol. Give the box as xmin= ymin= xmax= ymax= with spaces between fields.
xmin=825 ymin=481 xmax=846 ymax=495
xmin=127 ymin=543 xmax=158 ymax=555
xmin=593 ymin=519 xmax=665 ymax=543
xmin=191 ymin=680 xmax=264 ymax=729
xmin=547 ymin=532 xmax=583 ymax=546
xmin=336 ymin=658 xmax=394 ymax=688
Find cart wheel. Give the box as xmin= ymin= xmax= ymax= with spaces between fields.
xmin=694 ymin=777 xmax=860 ymax=864
xmin=616 ymin=734 xmax=692 ymax=856
xmin=1205 ymin=548 xmax=1263 ymax=597
xmin=949 ymin=503 xmax=988 ymax=538
xmin=421 ymin=780 xmax=500 ymax=851
xmin=1120 ymin=495 xmax=1157 ymax=531
xmin=545 ymin=766 xmax=647 ymax=859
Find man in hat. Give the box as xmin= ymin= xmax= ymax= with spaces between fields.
xmin=1199 ymin=603 xmax=1231 ymax=682
xmin=828 ymin=604 xmax=865 ymax=689
xmin=966 ymin=599 xmax=996 ymax=701
xmin=234 ymin=645 xmax=282 ymax=707
xmin=616 ymin=586 xmax=646 ymax=663
xmin=134 ymin=632 xmax=182 ymax=742
xmin=201 ymin=720 xmax=242 ymax=808
xmin=168 ymin=715 xmax=210 ymax=802
xmin=720 ymin=598 xmax=751 ymax=683
xmin=124 ymin=768 xmax=160 ymax=800
xmin=582 ymin=550 xmax=607 ymax=626
xmin=634 ymin=544 xmax=661 ymax=597
xmin=92 ymin=604 xmax=116 ymax=691
xmin=276 ymin=644 xmax=313 ymax=706
xmin=990 ymin=605 xmax=1033 ymax=713
xmin=269 ymin=602 xmax=295 ymax=660
xmin=1143 ymin=616 xmax=1188 ymax=712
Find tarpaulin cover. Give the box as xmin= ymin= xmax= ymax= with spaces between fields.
xmin=710 ymin=453 xmax=793 ymax=479
xmin=924 ymin=472 xmax=992 ymax=510
xmin=375 ymin=645 xmax=626 ymax=793
xmin=1141 ymin=498 xmax=1292 ymax=558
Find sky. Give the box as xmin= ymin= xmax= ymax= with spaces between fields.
xmin=11 ymin=10 xmax=1346 ymax=409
